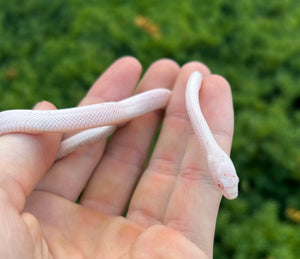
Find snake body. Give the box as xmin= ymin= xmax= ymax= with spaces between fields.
xmin=0 ymin=71 xmax=239 ymax=199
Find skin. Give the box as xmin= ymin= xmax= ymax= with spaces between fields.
xmin=0 ymin=57 xmax=234 ymax=259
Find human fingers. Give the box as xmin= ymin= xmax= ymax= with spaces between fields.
xmin=126 ymin=62 xmax=211 ymax=227
xmin=164 ymin=73 xmax=234 ymax=258
xmin=36 ymin=57 xmax=142 ymax=201
xmin=79 ymin=59 xmax=180 ymax=214
xmin=0 ymin=101 xmax=61 ymax=211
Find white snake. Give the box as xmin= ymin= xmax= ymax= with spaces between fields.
xmin=0 ymin=71 xmax=239 ymax=199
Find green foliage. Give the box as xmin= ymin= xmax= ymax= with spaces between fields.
xmin=215 ymin=199 xmax=300 ymax=258
xmin=1 ymin=0 xmax=300 ymax=257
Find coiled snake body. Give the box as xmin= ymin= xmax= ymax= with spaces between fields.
xmin=0 ymin=72 xmax=239 ymax=199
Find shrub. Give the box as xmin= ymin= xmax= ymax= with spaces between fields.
xmin=1 ymin=0 xmax=299 ymax=257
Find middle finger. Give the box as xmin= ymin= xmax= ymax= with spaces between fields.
xmin=79 ymin=59 xmax=179 ymax=215
xmin=126 ymin=62 xmax=211 ymax=227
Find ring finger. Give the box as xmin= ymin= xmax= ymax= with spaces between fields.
xmin=164 ymin=74 xmax=235 ymax=257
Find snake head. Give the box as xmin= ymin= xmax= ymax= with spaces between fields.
xmin=207 ymin=149 xmax=239 ymax=200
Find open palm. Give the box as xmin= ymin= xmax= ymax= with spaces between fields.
xmin=0 ymin=57 xmax=234 ymax=258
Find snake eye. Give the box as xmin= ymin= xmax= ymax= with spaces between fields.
xmin=217 ymin=180 xmax=224 ymax=190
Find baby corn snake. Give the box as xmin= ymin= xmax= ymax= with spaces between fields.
xmin=0 ymin=71 xmax=239 ymax=199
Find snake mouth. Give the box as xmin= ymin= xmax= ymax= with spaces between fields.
xmin=224 ymin=190 xmax=238 ymax=200
xmin=217 ymin=179 xmax=239 ymax=200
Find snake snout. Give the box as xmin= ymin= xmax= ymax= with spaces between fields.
xmin=208 ymin=151 xmax=239 ymax=200
xmin=217 ymin=177 xmax=239 ymax=200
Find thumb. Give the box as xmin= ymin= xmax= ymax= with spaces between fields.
xmin=0 ymin=101 xmax=61 ymax=212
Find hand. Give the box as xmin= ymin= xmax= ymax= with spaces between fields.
xmin=0 ymin=57 xmax=234 ymax=258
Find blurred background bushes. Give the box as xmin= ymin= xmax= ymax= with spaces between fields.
xmin=0 ymin=0 xmax=299 ymax=257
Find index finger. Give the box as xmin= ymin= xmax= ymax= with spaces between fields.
xmin=36 ymin=57 xmax=143 ymax=201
